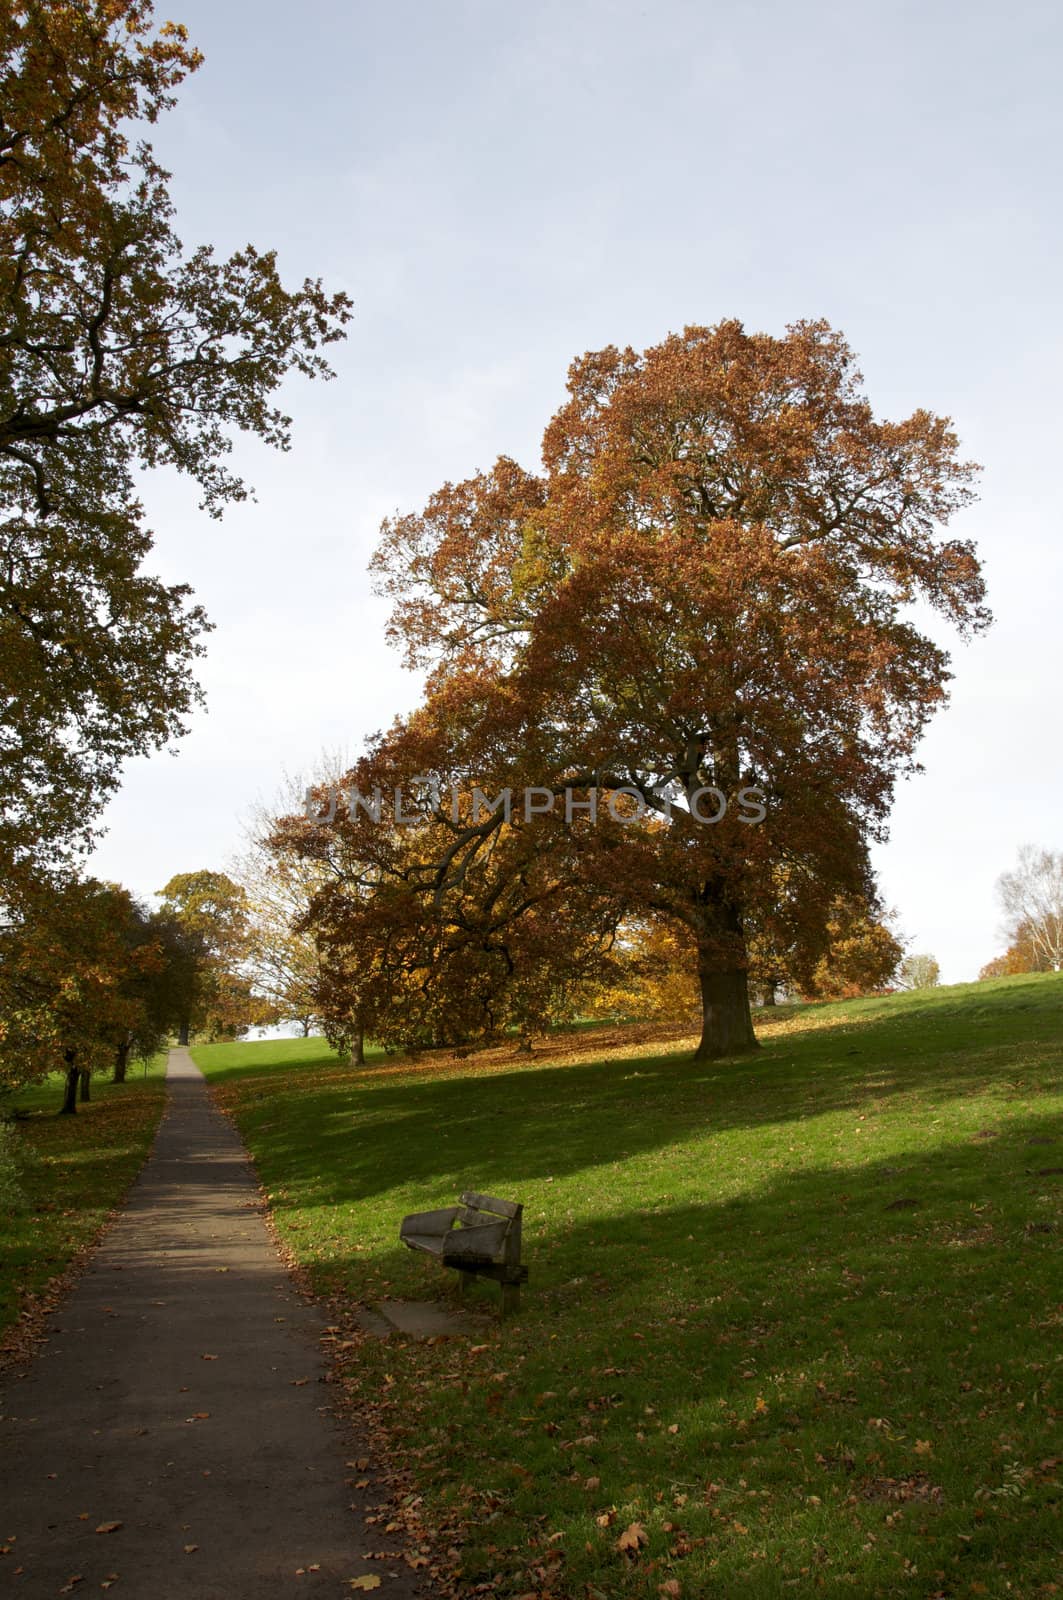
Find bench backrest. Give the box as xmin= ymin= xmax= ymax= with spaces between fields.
xmin=459 ymin=1191 xmax=521 ymax=1219
xmin=458 ymin=1191 xmax=523 ymax=1271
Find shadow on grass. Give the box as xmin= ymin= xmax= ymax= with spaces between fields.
xmin=225 ymin=975 xmax=1063 ymax=1212
xmin=301 ymin=1107 xmax=1062 ymax=1588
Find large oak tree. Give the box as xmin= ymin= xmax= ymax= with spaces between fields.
xmin=363 ymin=320 xmax=987 ymax=1058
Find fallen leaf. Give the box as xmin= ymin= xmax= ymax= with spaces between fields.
xmin=914 ymin=1439 xmax=933 ymax=1455
xmin=200 ymin=1354 xmax=218 ymax=1361
xmin=617 ymin=1521 xmax=648 ymax=1555
xmin=659 ymin=1582 xmax=682 ymax=1598
xmin=95 ymin=1522 xmax=122 ymax=1535
xmin=348 ymin=1579 xmax=381 ymax=1592
xmin=184 ymin=1544 xmax=198 ymax=1554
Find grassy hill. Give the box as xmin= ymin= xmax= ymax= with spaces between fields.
xmin=195 ymin=975 xmax=1062 ymax=1598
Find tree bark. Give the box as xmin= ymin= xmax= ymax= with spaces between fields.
xmin=59 ymin=1051 xmax=79 ymax=1115
xmin=79 ymin=1068 xmax=91 ymax=1102
xmin=178 ymin=1019 xmax=190 ymax=1046
xmin=112 ymin=1039 xmax=130 ymax=1083
xmin=353 ymin=1025 xmax=365 ymax=1066
xmin=761 ymin=986 xmax=777 ymax=1007
xmin=693 ymin=967 xmax=759 ymax=1060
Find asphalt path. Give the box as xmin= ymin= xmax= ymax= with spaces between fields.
xmin=0 ymin=1048 xmax=427 ymax=1599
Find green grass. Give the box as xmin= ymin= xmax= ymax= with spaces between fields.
xmin=0 ymin=1059 xmax=168 ymax=1342
xmin=195 ymin=976 xmax=1063 ymax=1599
xmin=191 ymin=1032 xmax=386 ymax=1079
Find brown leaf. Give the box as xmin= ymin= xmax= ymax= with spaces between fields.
xmin=95 ymin=1522 xmax=122 ymax=1535
xmin=617 ymin=1521 xmax=648 ymax=1555
xmin=348 ymin=1579 xmax=381 ymax=1592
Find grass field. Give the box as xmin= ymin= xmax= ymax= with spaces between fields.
xmin=0 ymin=1060 xmax=167 ymax=1346
xmin=195 ymin=977 xmax=1062 ymax=1599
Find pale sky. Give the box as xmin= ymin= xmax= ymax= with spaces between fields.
xmin=88 ymin=0 xmax=1063 ymax=983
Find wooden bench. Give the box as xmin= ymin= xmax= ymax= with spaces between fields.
xmin=399 ymin=1190 xmax=528 ymax=1316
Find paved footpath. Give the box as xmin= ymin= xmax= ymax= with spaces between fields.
xmin=0 ymin=1049 xmax=427 ymax=1599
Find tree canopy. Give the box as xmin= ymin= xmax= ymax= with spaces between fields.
xmin=0 ymin=1 xmax=351 ymax=890
xmin=304 ymin=320 xmax=986 ymax=1057
xmin=156 ymin=870 xmax=272 ymax=1042
xmin=0 ymin=875 xmax=167 ymax=1108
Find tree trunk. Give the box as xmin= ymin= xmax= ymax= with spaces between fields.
xmin=178 ymin=1019 xmax=190 ymax=1046
xmin=761 ymin=986 xmax=777 ymax=1007
xmin=693 ymin=968 xmax=759 ymax=1060
xmin=79 ymin=1068 xmax=91 ymax=1102
xmin=353 ymin=1025 xmax=365 ymax=1066
xmin=59 ymin=1051 xmax=79 ymax=1115
xmin=112 ymin=1039 xmax=130 ymax=1083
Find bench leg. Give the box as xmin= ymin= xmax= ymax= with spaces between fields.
xmin=500 ymin=1281 xmax=520 ymax=1318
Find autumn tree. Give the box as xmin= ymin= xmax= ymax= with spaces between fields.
xmin=238 ymin=850 xmax=325 ymax=1037
xmin=794 ymin=894 xmax=903 ymax=1000
xmin=364 ymin=320 xmax=986 ymax=1058
xmin=234 ymin=768 xmax=360 ymax=1039
xmin=0 ymin=1 xmax=350 ymax=891
xmin=994 ymin=846 xmax=1063 ymax=973
xmin=978 ymin=917 xmax=1053 ymax=979
xmin=579 ymin=917 xmax=701 ymax=1024
xmin=0 ymin=876 xmax=159 ymax=1110
xmin=156 ymin=870 xmax=272 ymax=1041
xmin=896 ymin=952 xmax=940 ymax=991
xmin=275 ymin=768 xmax=624 ymax=1056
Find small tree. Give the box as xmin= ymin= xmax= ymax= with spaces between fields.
xmin=0 ymin=877 xmax=156 ymax=1110
xmin=896 ymin=952 xmax=940 ymax=991
xmin=156 ymin=870 xmax=273 ymax=1041
xmin=978 ymin=917 xmax=1052 ymax=979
